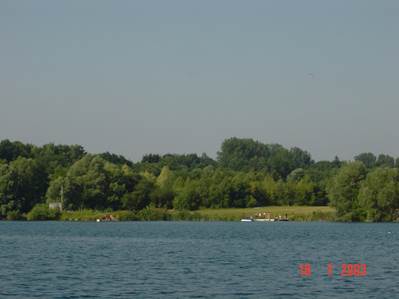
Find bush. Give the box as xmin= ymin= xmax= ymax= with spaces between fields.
xmin=308 ymin=210 xmax=336 ymax=221
xmin=113 ymin=210 xmax=138 ymax=221
xmin=60 ymin=210 xmax=102 ymax=221
xmin=6 ymin=210 xmax=25 ymax=220
xmin=171 ymin=210 xmax=203 ymax=221
xmin=336 ymin=210 xmax=366 ymax=222
xmin=137 ymin=207 xmax=171 ymax=221
xmin=246 ymin=196 xmax=257 ymax=208
xmin=27 ymin=204 xmax=60 ymax=221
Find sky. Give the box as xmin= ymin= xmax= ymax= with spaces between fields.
xmin=1 ymin=0 xmax=399 ymax=162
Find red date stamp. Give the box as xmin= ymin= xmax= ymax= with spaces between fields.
xmin=340 ymin=263 xmax=367 ymax=277
xmin=299 ymin=263 xmax=312 ymax=277
xmin=299 ymin=263 xmax=367 ymax=277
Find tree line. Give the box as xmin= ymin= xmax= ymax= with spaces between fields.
xmin=0 ymin=138 xmax=398 ymax=221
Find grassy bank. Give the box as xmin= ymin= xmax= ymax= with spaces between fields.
xmin=58 ymin=206 xmax=336 ymax=222
xmin=195 ymin=206 xmax=336 ymax=221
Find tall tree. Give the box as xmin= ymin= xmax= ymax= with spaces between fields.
xmin=358 ymin=167 xmax=399 ymax=221
xmin=327 ymin=161 xmax=367 ymax=218
xmin=376 ymin=154 xmax=395 ymax=168
xmin=0 ymin=140 xmax=33 ymax=162
xmin=217 ymin=137 xmax=312 ymax=178
xmin=354 ymin=153 xmax=376 ymax=168
xmin=0 ymin=158 xmax=47 ymax=215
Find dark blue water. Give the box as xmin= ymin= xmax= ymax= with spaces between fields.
xmin=0 ymin=222 xmax=398 ymax=298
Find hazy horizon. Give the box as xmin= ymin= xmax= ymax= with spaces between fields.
xmin=2 ymin=1 xmax=399 ymax=162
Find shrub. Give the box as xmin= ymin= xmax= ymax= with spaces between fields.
xmin=171 ymin=210 xmax=203 ymax=221
xmin=137 ymin=207 xmax=170 ymax=221
xmin=113 ymin=210 xmax=138 ymax=221
xmin=60 ymin=210 xmax=102 ymax=221
xmin=310 ymin=210 xmax=336 ymax=221
xmin=6 ymin=210 xmax=25 ymax=220
xmin=336 ymin=210 xmax=366 ymax=222
xmin=246 ymin=196 xmax=257 ymax=208
xmin=27 ymin=204 xmax=60 ymax=221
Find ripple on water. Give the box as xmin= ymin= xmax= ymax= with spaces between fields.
xmin=0 ymin=221 xmax=398 ymax=298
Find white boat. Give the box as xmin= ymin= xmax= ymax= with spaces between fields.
xmin=240 ymin=218 xmax=254 ymax=222
xmin=254 ymin=218 xmax=275 ymax=222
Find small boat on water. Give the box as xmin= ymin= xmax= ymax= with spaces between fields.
xmin=241 ymin=212 xmax=289 ymax=222
xmin=240 ymin=218 xmax=254 ymax=222
xmin=254 ymin=218 xmax=275 ymax=222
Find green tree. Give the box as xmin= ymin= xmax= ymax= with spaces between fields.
xmin=354 ymin=153 xmax=376 ymax=168
xmin=46 ymin=155 xmax=140 ymax=210
xmin=99 ymin=152 xmax=133 ymax=167
xmin=122 ymin=178 xmax=155 ymax=211
xmin=358 ymin=167 xmax=399 ymax=221
xmin=294 ymin=176 xmax=315 ymax=205
xmin=376 ymin=154 xmax=395 ymax=168
xmin=32 ymin=143 xmax=85 ymax=179
xmin=249 ymin=181 xmax=269 ymax=206
xmin=217 ymin=137 xmax=270 ymax=171
xmin=327 ymin=161 xmax=367 ymax=219
xmin=27 ymin=203 xmax=60 ymax=221
xmin=0 ymin=157 xmax=47 ymax=216
xmin=141 ymin=154 xmax=161 ymax=163
xmin=287 ymin=168 xmax=305 ymax=182
xmin=217 ymin=137 xmax=312 ymax=178
xmin=0 ymin=140 xmax=33 ymax=162
xmin=173 ymin=179 xmax=202 ymax=210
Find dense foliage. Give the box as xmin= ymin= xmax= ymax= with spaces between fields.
xmin=0 ymin=138 xmax=398 ymax=221
xmin=27 ymin=204 xmax=61 ymax=221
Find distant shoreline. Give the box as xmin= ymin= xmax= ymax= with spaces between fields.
xmin=4 ymin=206 xmax=339 ymax=222
xmin=3 ymin=139 xmax=399 ymax=223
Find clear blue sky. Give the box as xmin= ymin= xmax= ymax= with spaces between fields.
xmin=1 ymin=0 xmax=399 ymax=161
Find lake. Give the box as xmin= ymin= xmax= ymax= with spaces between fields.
xmin=0 ymin=221 xmax=398 ymax=298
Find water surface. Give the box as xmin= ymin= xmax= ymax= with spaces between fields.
xmin=0 ymin=221 xmax=398 ymax=298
